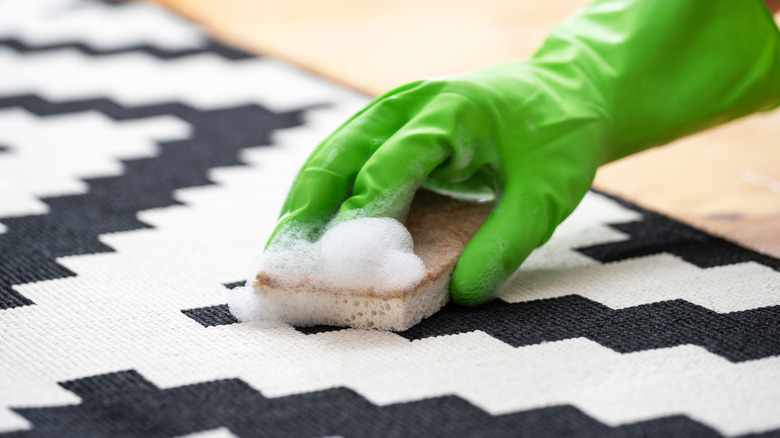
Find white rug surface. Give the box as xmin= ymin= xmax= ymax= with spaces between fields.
xmin=1 ymin=1 xmax=779 ymax=437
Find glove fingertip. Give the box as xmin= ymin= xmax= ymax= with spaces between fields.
xmin=449 ymin=247 xmax=504 ymax=307
xmin=449 ymin=275 xmax=492 ymax=307
xmin=448 ymin=198 xmax=546 ymax=306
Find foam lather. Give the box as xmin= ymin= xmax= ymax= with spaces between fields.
xmin=229 ymin=191 xmax=491 ymax=330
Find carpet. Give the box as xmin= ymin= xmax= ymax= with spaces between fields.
xmin=1 ymin=1 xmax=779 ymax=437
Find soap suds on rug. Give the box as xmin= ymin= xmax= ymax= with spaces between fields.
xmin=228 ymin=217 xmax=426 ymax=324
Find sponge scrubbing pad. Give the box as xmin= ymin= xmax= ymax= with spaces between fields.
xmin=229 ymin=191 xmax=491 ymax=331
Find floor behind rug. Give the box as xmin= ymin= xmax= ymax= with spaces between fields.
xmin=0 ymin=1 xmax=779 ymax=437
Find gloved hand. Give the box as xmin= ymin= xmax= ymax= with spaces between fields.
xmin=268 ymin=0 xmax=780 ymax=306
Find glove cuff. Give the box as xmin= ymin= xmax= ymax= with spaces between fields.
xmin=529 ymin=0 xmax=780 ymax=162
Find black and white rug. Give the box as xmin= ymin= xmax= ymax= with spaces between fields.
xmin=1 ymin=1 xmax=779 ymax=436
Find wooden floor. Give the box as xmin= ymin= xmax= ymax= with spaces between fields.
xmin=156 ymin=0 xmax=780 ymax=259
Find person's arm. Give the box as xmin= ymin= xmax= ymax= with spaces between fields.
xmin=765 ymin=0 xmax=780 ymax=13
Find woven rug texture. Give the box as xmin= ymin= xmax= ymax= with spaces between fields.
xmin=1 ymin=1 xmax=779 ymax=437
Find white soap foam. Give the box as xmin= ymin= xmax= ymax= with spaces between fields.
xmin=229 ymin=217 xmax=426 ymax=324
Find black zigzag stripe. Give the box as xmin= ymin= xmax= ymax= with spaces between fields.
xmin=579 ymin=190 xmax=780 ymax=271
xmin=0 ymin=37 xmax=254 ymax=60
xmin=6 ymin=369 xmax=770 ymax=438
xmin=399 ymin=297 xmax=780 ymax=362
xmin=0 ymin=94 xmax=309 ymax=309
xmin=181 ymin=296 xmax=780 ymax=362
xmin=182 ymin=304 xmax=343 ymax=333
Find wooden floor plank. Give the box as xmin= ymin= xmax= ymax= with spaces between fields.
xmin=154 ymin=0 xmax=592 ymax=95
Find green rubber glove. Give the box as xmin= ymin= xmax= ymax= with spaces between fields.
xmin=269 ymin=0 xmax=780 ymax=306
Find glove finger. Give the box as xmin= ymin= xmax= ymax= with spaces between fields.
xmin=335 ymin=93 xmax=479 ymax=220
xmin=268 ymin=83 xmax=430 ymax=244
xmin=449 ymin=184 xmax=553 ymax=306
xmin=335 ymin=129 xmax=449 ymax=220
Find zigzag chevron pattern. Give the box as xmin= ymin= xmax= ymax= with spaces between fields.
xmin=3 ymin=338 xmax=780 ymax=436
xmin=580 ymin=192 xmax=780 ymax=272
xmin=2 ymin=0 xmax=779 ymax=436
xmin=0 ymin=0 xmax=206 ymax=52
xmin=0 ymin=47 xmax=361 ymax=112
xmin=0 ymin=38 xmax=253 ymax=60
xmin=2 ymin=369 xmax=760 ymax=438
xmin=402 ymin=298 xmax=780 ymax=362
xmin=0 ymin=96 xmax=306 ymax=309
xmin=184 ymin=292 xmax=780 ymax=363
